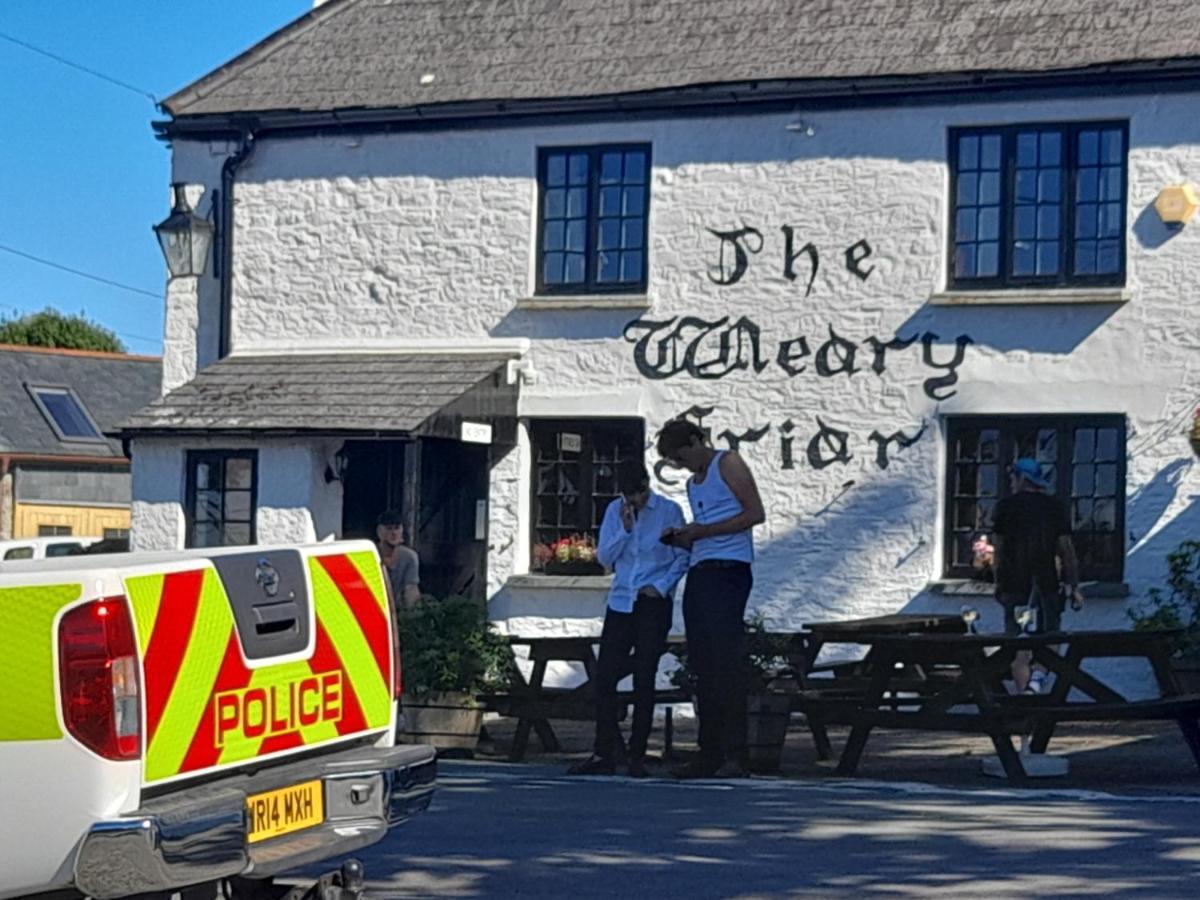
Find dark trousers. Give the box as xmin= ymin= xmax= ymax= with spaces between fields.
xmin=682 ymin=561 xmax=753 ymax=765
xmin=594 ymin=592 xmax=673 ymax=761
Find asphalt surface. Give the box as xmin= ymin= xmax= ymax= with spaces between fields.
xmin=302 ymin=760 xmax=1200 ymax=899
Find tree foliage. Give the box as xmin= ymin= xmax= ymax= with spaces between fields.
xmin=1130 ymin=540 xmax=1200 ymax=660
xmin=0 ymin=309 xmax=126 ymax=353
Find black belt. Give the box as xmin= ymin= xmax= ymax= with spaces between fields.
xmin=690 ymin=559 xmax=751 ymax=571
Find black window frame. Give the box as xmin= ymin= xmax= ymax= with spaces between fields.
xmin=25 ymin=383 xmax=106 ymax=443
xmin=528 ymin=417 xmax=645 ymax=570
xmin=943 ymin=414 xmax=1126 ymax=583
xmin=948 ymin=121 xmax=1129 ymax=290
xmin=185 ymin=449 xmax=258 ymax=549
xmin=534 ymin=144 xmax=652 ymax=296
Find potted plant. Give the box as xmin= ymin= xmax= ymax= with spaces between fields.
xmin=397 ymin=595 xmax=513 ymax=751
xmin=668 ymin=613 xmax=794 ymax=774
xmin=1129 ymin=539 xmax=1200 ymax=691
xmin=536 ymin=533 xmax=605 ymax=576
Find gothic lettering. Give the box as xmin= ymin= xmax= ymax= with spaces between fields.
xmin=921 ymin=332 xmax=974 ymax=400
xmin=868 ymin=423 xmax=928 ymax=469
xmin=706 ymin=226 xmax=764 ymax=286
xmin=781 ymin=226 xmax=819 ymax=297
xmin=807 ymin=418 xmax=853 ymax=469
xmin=845 ymin=239 xmax=875 ymax=281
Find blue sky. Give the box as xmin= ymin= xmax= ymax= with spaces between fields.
xmin=0 ymin=1 xmax=311 ymax=355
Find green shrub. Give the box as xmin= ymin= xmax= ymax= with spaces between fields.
xmin=1129 ymin=540 xmax=1200 ymax=660
xmin=396 ymin=595 xmax=514 ymax=698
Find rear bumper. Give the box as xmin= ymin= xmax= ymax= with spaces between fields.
xmin=73 ymin=742 xmax=436 ymax=900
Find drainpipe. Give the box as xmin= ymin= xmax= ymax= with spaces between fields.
xmin=0 ymin=455 xmax=11 ymax=541
xmin=217 ymin=128 xmax=258 ymax=359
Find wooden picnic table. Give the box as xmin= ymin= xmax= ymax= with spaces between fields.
xmin=790 ymin=612 xmax=969 ymax=759
xmin=483 ymin=635 xmax=690 ymax=762
xmin=794 ymin=628 xmax=1200 ymax=783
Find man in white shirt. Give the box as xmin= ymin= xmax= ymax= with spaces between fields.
xmin=568 ymin=462 xmax=690 ymax=778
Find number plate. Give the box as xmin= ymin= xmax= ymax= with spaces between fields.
xmin=245 ymin=779 xmax=324 ymax=844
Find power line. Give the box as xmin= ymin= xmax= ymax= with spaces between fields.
xmin=0 ymin=30 xmax=157 ymax=104
xmin=0 ymin=243 xmax=161 ymax=300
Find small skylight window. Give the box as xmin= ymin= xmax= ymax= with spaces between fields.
xmin=27 ymin=385 xmax=104 ymax=442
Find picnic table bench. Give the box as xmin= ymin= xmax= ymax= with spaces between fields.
xmin=793 ymin=628 xmax=1200 ymax=783
xmin=480 ymin=635 xmax=690 ymax=762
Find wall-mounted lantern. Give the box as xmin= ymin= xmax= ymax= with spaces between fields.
xmin=152 ymin=183 xmax=215 ymax=278
xmin=1154 ymin=183 xmax=1199 ymax=229
xmin=324 ymin=448 xmax=351 ymax=484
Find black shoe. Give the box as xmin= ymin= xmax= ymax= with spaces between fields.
xmin=627 ymin=758 xmax=650 ymax=778
xmin=567 ymin=754 xmax=616 ymax=776
xmin=671 ymin=758 xmax=721 ymax=780
xmin=713 ymin=759 xmax=750 ymax=779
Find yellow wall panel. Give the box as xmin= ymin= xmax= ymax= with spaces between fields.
xmin=14 ymin=503 xmax=131 ymax=539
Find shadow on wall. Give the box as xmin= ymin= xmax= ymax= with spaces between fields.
xmin=751 ymin=473 xmax=927 ymax=622
xmin=897 ymin=301 xmax=1124 ymax=356
xmin=1132 ymin=200 xmax=1187 ymax=250
xmin=490 ymin=306 xmax=636 ymax=341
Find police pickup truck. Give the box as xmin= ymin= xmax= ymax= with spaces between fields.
xmin=0 ymin=541 xmax=435 ymax=900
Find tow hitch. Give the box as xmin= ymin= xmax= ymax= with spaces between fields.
xmin=226 ymin=860 xmax=367 ymax=900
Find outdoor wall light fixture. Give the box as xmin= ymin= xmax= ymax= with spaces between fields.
xmin=324 ymin=448 xmax=351 ymax=484
xmin=152 ymin=183 xmax=216 ymax=278
xmin=785 ymin=118 xmax=817 ymax=137
xmin=1154 ymin=183 xmax=1199 ymax=229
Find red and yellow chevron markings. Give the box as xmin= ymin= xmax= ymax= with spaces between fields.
xmin=125 ymin=550 xmax=392 ymax=782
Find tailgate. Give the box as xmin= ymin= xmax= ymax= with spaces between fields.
xmin=123 ymin=548 xmax=393 ymax=785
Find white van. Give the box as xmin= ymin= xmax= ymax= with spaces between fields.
xmin=0 ymin=535 xmax=102 ymax=564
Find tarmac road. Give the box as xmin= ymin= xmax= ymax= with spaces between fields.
xmin=299 ymin=760 xmax=1200 ymax=899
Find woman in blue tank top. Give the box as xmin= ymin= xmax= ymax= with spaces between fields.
xmin=657 ymin=418 xmax=765 ymax=779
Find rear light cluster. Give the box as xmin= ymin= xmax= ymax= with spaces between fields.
xmin=390 ymin=602 xmax=404 ymax=701
xmin=58 ymin=597 xmax=141 ymax=761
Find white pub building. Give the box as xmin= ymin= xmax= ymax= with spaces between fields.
xmin=125 ymin=0 xmax=1200 ymax=695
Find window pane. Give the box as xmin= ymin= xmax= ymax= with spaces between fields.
xmin=978 ymin=171 xmax=1000 ymax=205
xmin=623 ymin=152 xmax=647 ymax=184
xmin=1037 ymin=206 xmax=1060 ymax=239
xmin=1072 ymin=464 xmax=1095 ymax=497
xmin=957 ymin=172 xmax=977 ymax=206
xmin=1093 ymin=498 xmax=1117 ymax=531
xmin=621 ymin=218 xmax=644 ymax=249
xmin=981 ymin=136 xmax=1001 ymax=169
xmin=955 ymin=244 xmax=976 ymax=278
xmin=958 ymin=135 xmax=979 ymax=169
xmin=195 ymin=461 xmax=214 ymax=490
xmin=563 ymin=254 xmax=585 ymax=283
xmin=1074 ymin=428 xmax=1096 ymax=462
xmin=598 ymin=219 xmax=619 ymax=250
xmin=1078 ymin=130 xmax=1099 ymax=166
xmin=976 ymin=243 xmax=998 ymax=276
xmin=1012 ymin=243 xmax=1035 ymax=276
xmin=565 ymin=220 xmax=586 ymax=252
xmin=567 ymin=187 xmax=587 ymax=217
xmin=596 ymin=251 xmax=619 ymax=283
xmin=1039 ymin=132 xmax=1062 ymax=166
xmin=1100 ymin=168 xmax=1122 ymax=201
xmin=543 ymin=220 xmax=564 ymax=252
xmin=599 ymin=152 xmax=622 ymax=184
xmin=195 ymin=490 xmax=222 ymax=523
xmin=1015 ymin=206 xmax=1036 ymax=240
xmin=620 ymin=251 xmax=644 ymax=282
xmin=622 ymin=187 xmax=645 ymax=216
xmin=1095 ymin=463 xmax=1117 ymax=497
xmin=193 ymin=523 xmax=221 ymax=548
xmin=544 ymin=188 xmax=565 ymax=218
xmin=545 ymin=154 xmax=566 ymax=187
xmin=222 ymin=523 xmax=252 ymax=546
xmin=1038 ymin=170 xmax=1061 ymax=203
xmin=568 ymin=154 xmax=589 ymax=185
xmin=1073 ymin=499 xmax=1093 ymax=530
xmin=1095 ymin=428 xmax=1119 ymax=461
xmin=1016 ymin=132 xmax=1038 ymax=166
xmin=1101 ymin=129 xmax=1123 ymax=164
xmin=978 ymin=207 xmax=999 ymax=241
xmin=1015 ymin=170 xmax=1037 ymax=204
xmin=1036 ymin=241 xmax=1059 ymax=275
xmin=956 ymin=208 xmax=977 ymax=241
xmin=224 ymin=490 xmax=252 ymax=522
xmin=38 ymin=390 xmax=100 ymax=439
xmin=1096 ymin=240 xmax=1121 ymax=275
xmin=225 ymin=457 xmax=253 ymax=490
xmin=543 ymin=252 xmax=564 ymax=284
xmin=1035 ymin=428 xmax=1058 ymax=462
xmin=599 ymin=187 xmax=621 ymax=216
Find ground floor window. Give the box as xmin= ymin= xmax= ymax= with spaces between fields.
xmin=529 ymin=418 xmax=644 ymax=571
xmin=944 ymin=415 xmax=1125 ymax=582
xmin=37 ymin=524 xmax=72 ymax=536
xmin=103 ymin=527 xmax=130 ymax=540
xmin=185 ymin=450 xmax=258 ymax=548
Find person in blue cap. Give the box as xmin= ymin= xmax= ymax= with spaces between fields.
xmin=990 ymin=457 xmax=1084 ymax=692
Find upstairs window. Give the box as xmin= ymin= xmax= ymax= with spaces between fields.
xmin=949 ymin=122 xmax=1127 ymax=289
xmin=27 ymin=385 xmax=104 ymax=442
xmin=536 ymin=145 xmax=650 ymax=295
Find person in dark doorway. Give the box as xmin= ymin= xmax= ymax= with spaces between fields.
xmin=991 ymin=457 xmax=1085 ymax=693
xmin=657 ymin=419 xmax=765 ymax=779
xmin=376 ymin=509 xmax=421 ymax=609
xmin=568 ymin=462 xmax=690 ymax=778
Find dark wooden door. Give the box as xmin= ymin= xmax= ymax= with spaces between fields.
xmin=340 ymin=440 xmax=408 ymax=541
xmin=415 ymin=438 xmax=489 ymax=601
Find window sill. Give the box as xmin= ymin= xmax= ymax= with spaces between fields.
xmin=517 ymin=295 xmax=651 ymax=310
xmin=506 ymin=573 xmax=614 ymax=591
xmin=929 ymin=287 xmax=1131 ymax=307
xmin=927 ymin=580 xmax=1130 ymax=599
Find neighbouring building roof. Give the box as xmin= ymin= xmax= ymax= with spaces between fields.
xmin=118 ymin=352 xmax=518 ymax=437
xmin=0 ymin=345 xmax=161 ymax=460
xmin=163 ymin=0 xmax=1200 ymax=119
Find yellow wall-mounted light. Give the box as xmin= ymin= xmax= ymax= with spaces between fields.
xmin=1154 ymin=183 xmax=1200 ymax=227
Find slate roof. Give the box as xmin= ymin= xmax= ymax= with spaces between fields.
xmin=0 ymin=345 xmax=161 ymax=459
xmin=163 ymin=0 xmax=1200 ymax=118
xmin=119 ymin=352 xmax=515 ymax=434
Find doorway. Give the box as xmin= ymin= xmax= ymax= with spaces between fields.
xmin=340 ymin=440 xmax=408 ymax=541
